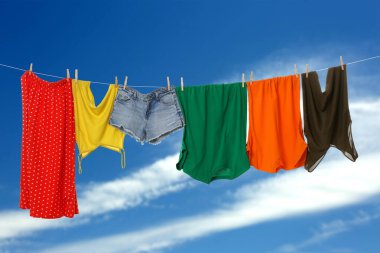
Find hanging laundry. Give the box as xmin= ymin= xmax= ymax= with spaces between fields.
xmin=20 ymin=72 xmax=78 ymax=218
xmin=176 ymin=83 xmax=250 ymax=184
xmin=109 ymin=86 xmax=184 ymax=144
xmin=72 ymin=80 xmax=125 ymax=173
xmin=246 ymin=75 xmax=307 ymax=173
xmin=301 ymin=65 xmax=358 ymax=172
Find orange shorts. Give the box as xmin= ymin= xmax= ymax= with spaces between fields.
xmin=246 ymin=75 xmax=307 ymax=173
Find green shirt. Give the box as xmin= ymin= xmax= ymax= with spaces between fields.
xmin=176 ymin=83 xmax=250 ymax=184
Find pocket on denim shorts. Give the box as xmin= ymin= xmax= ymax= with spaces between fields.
xmin=116 ymin=92 xmax=132 ymax=103
xmin=159 ymin=92 xmax=175 ymax=105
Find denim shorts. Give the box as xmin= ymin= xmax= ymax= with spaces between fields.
xmin=109 ymin=86 xmax=185 ymax=144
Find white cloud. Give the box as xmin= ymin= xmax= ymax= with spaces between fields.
xmin=78 ymin=155 xmax=189 ymax=216
xmin=349 ymin=98 xmax=380 ymax=153
xmin=0 ymin=154 xmax=189 ymax=241
xmin=278 ymin=210 xmax=380 ymax=253
xmin=0 ymin=211 xmax=67 ymax=240
xmin=2 ymin=95 xmax=379 ymax=252
xmin=34 ymin=76 xmax=380 ymax=253
xmin=42 ymin=149 xmax=380 ymax=253
xmin=216 ymin=46 xmax=346 ymax=83
xmin=217 ymin=44 xmax=380 ymax=94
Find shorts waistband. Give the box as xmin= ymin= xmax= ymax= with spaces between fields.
xmin=117 ymin=85 xmax=176 ymax=99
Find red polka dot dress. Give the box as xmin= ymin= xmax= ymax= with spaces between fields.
xmin=20 ymin=71 xmax=79 ymax=218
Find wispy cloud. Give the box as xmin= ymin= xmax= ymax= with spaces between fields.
xmin=349 ymin=99 xmax=380 ymax=153
xmin=0 ymin=211 xmax=68 ymax=241
xmin=277 ymin=210 xmax=380 ymax=253
xmin=38 ymin=95 xmax=380 ymax=253
xmin=0 ymin=154 xmax=190 ymax=241
xmin=217 ymin=43 xmax=380 ymax=89
xmin=78 ymin=154 xmax=189 ymax=216
xmin=42 ymin=148 xmax=380 ymax=253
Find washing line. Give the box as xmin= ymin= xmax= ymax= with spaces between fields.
xmin=0 ymin=55 xmax=379 ymax=88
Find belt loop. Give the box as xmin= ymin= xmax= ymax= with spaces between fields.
xmin=78 ymin=154 xmax=83 ymax=175
xmin=120 ymin=149 xmax=126 ymax=169
xmin=133 ymin=90 xmax=137 ymax=100
xmin=156 ymin=90 xmax=160 ymax=99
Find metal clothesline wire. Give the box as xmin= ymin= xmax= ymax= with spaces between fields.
xmin=0 ymin=55 xmax=379 ymax=88
xmin=313 ymin=55 xmax=380 ymax=72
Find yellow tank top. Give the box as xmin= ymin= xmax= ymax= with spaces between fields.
xmin=72 ymin=80 xmax=125 ymax=173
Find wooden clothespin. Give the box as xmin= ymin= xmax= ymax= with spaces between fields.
xmin=294 ymin=64 xmax=298 ymax=77
xmin=250 ymin=71 xmax=253 ymax=83
xmin=75 ymin=69 xmax=78 ymax=82
xmin=305 ymin=64 xmax=309 ymax=78
xmin=115 ymin=76 xmax=118 ymax=85
xmin=167 ymin=76 xmax=171 ymax=90
xmin=123 ymin=76 xmax=128 ymax=90
xmin=66 ymin=69 xmax=70 ymax=80
xmin=242 ymin=73 xmax=245 ymax=87
xmin=29 ymin=63 xmax=33 ymax=75
xmin=340 ymin=56 xmax=344 ymax=70
xmin=181 ymin=77 xmax=184 ymax=91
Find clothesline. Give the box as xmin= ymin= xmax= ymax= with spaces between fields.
xmin=1 ymin=55 xmax=380 ymax=88
xmin=18 ymin=54 xmax=367 ymax=219
xmin=314 ymin=55 xmax=380 ymax=71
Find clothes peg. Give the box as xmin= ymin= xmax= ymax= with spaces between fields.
xmin=250 ymin=71 xmax=253 ymax=83
xmin=115 ymin=76 xmax=118 ymax=85
xmin=306 ymin=64 xmax=309 ymax=78
xmin=340 ymin=56 xmax=344 ymax=70
xmin=66 ymin=69 xmax=70 ymax=80
xmin=242 ymin=73 xmax=245 ymax=87
xmin=167 ymin=76 xmax=171 ymax=90
xmin=181 ymin=77 xmax=184 ymax=91
xmin=123 ymin=76 xmax=128 ymax=90
xmin=29 ymin=63 xmax=33 ymax=74
xmin=75 ymin=69 xmax=78 ymax=82
xmin=294 ymin=64 xmax=298 ymax=77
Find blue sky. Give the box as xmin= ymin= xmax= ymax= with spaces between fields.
xmin=0 ymin=0 xmax=380 ymax=252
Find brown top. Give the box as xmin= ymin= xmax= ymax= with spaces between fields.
xmin=301 ymin=65 xmax=358 ymax=172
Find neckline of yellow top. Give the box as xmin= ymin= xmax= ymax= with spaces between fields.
xmin=75 ymin=79 xmax=114 ymax=110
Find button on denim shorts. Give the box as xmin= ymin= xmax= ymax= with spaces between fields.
xmin=109 ymin=86 xmax=185 ymax=144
